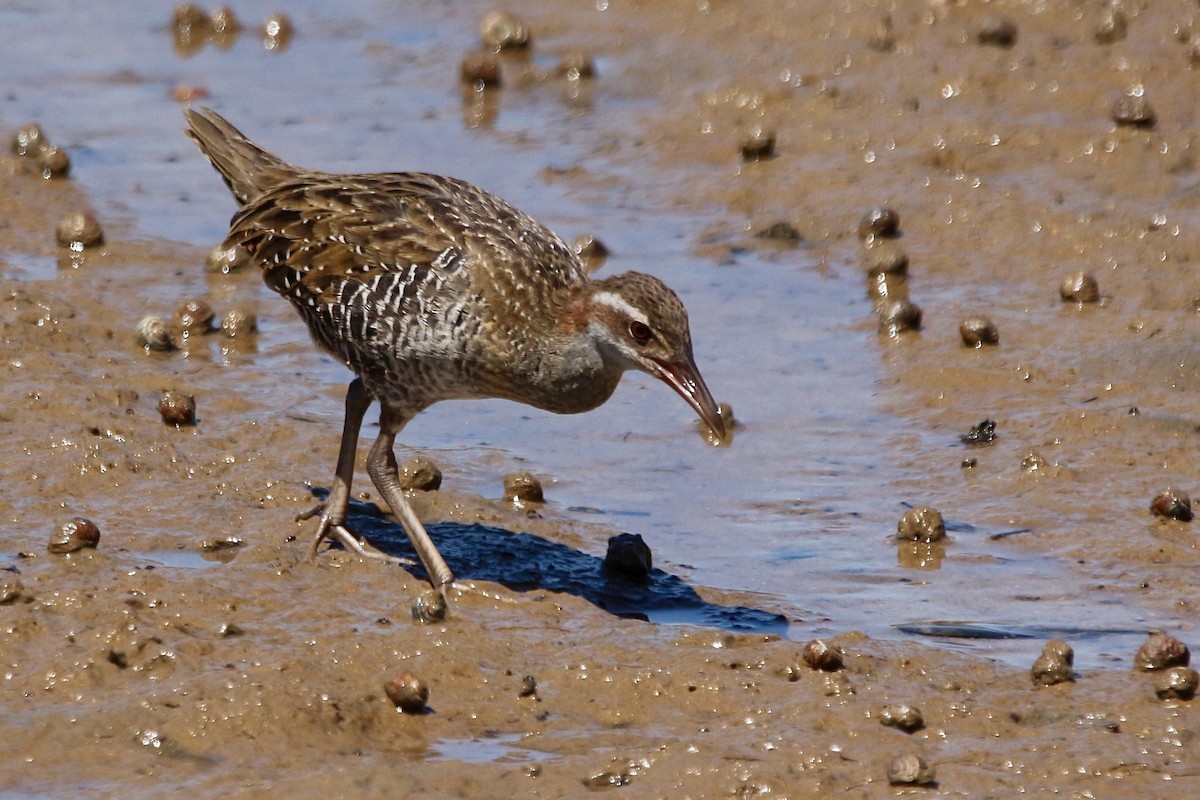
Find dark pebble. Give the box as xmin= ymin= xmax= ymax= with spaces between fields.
xmin=961 ymin=418 xmax=996 ymax=446
xmin=754 ymin=221 xmax=802 ymax=242
xmin=603 ymin=532 xmax=653 ymax=577
xmin=977 ymin=15 xmax=1018 ymax=47
xmin=740 ymin=127 xmax=776 ymax=161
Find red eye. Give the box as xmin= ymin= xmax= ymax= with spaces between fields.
xmin=628 ymin=320 xmax=652 ymax=344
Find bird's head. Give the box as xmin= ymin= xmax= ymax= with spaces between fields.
xmin=587 ymin=272 xmax=727 ymax=441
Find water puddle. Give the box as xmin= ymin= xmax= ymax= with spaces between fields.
xmin=430 ymin=733 xmax=556 ymax=764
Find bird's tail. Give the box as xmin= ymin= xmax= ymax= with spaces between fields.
xmin=184 ymin=107 xmax=299 ymax=206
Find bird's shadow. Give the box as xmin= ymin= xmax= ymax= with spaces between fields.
xmin=324 ymin=492 xmax=789 ymax=636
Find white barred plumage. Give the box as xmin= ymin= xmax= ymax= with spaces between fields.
xmin=185 ymin=107 xmax=725 ymax=597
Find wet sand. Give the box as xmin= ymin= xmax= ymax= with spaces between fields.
xmin=3 ymin=1 xmax=1200 ymax=796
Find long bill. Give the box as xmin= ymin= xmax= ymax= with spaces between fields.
xmin=651 ymin=356 xmax=727 ymax=442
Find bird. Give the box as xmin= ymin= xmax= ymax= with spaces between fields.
xmin=184 ymin=107 xmax=726 ymax=596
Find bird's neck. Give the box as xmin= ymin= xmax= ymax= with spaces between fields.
xmin=499 ymin=286 xmax=624 ymax=415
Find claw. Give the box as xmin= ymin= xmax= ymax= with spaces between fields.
xmin=308 ymin=511 xmax=417 ymax=567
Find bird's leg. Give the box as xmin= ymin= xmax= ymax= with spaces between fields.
xmin=368 ymin=406 xmax=456 ymax=591
xmin=301 ymin=379 xmax=414 ymax=565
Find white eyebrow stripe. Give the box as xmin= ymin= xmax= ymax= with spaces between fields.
xmin=592 ymin=291 xmax=647 ymax=324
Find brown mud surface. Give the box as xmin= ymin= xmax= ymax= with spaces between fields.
xmin=3 ymin=1 xmax=1200 ymax=796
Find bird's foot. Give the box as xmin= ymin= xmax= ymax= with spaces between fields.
xmin=306 ymin=512 xmax=417 ymax=567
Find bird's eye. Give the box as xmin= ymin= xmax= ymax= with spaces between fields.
xmin=628 ymin=320 xmax=652 ymax=344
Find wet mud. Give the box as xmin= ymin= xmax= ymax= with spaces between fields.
xmin=3 ymin=1 xmax=1200 ymax=796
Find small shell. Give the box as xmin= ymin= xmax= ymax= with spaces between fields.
xmin=878 ymin=299 xmax=922 ymax=336
xmin=887 ymin=753 xmax=935 ymax=786
xmin=959 ymin=316 xmax=999 ymax=347
xmin=411 ymin=589 xmax=447 ymax=624
xmin=399 ymin=458 xmax=442 ymax=491
xmin=174 ymin=298 xmax=215 ymax=333
xmin=1134 ymin=631 xmax=1191 ymax=671
xmin=384 ymin=671 xmax=429 ymax=713
xmin=1060 ymin=271 xmax=1100 ymax=303
xmin=858 ymin=206 xmax=900 ymax=240
xmin=36 ymin=145 xmax=71 ymax=179
xmin=480 ymin=10 xmax=530 ymax=50
xmin=136 ymin=316 xmax=176 ymax=352
xmin=1154 ymin=666 xmax=1199 ymax=700
xmin=205 ymin=243 xmax=252 ymax=274
xmin=158 ymin=391 xmax=197 ymax=427
xmin=0 ymin=576 xmax=24 ymax=605
xmin=702 ymin=402 xmax=736 ymax=447
xmin=896 ymin=507 xmax=945 ymax=543
xmin=1150 ymin=488 xmax=1193 ymax=522
xmin=209 ymin=5 xmax=241 ymax=35
xmin=48 ymin=517 xmax=101 ymax=554
xmin=220 ymin=308 xmax=258 ymax=338
xmin=802 ymin=638 xmax=844 ymax=672
xmin=573 ymin=235 xmax=609 ymax=271
xmin=1112 ymin=93 xmax=1156 ymax=128
xmin=1031 ymin=639 xmax=1076 ymax=686
xmin=55 ymin=212 xmax=104 ymax=249
xmin=503 ymin=472 xmax=544 ymax=505
xmin=880 ymin=704 xmax=925 ymax=733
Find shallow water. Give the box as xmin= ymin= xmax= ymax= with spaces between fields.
xmin=1 ymin=0 xmax=1190 ymax=673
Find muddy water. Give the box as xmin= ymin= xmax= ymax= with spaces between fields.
xmin=4 ymin=1 xmax=1200 ymax=796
